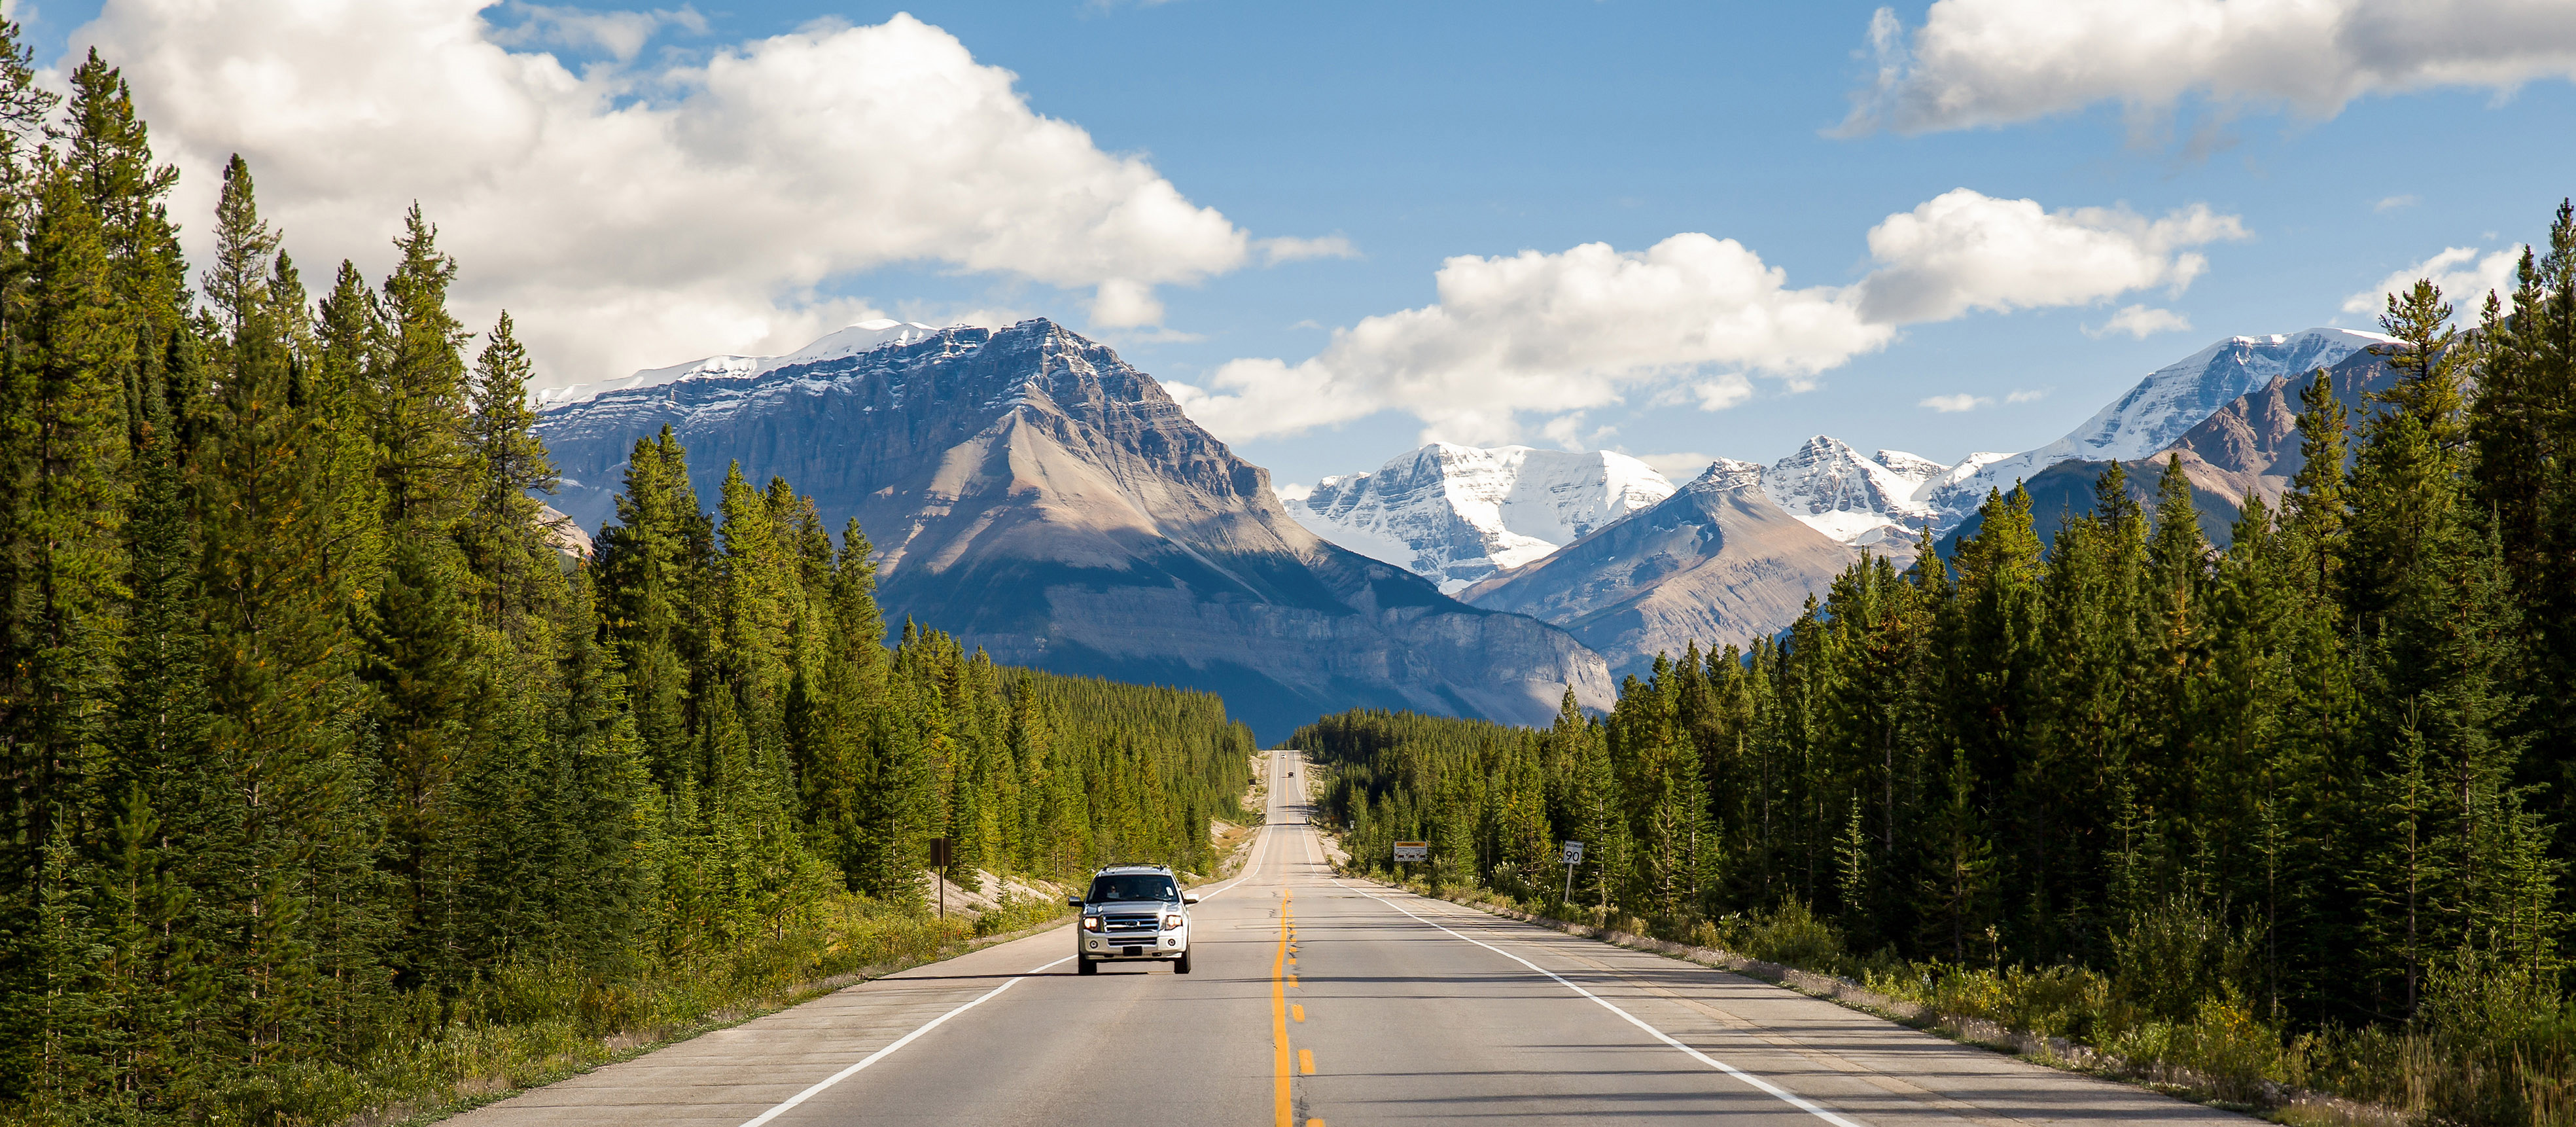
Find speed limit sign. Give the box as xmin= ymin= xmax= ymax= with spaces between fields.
xmin=1561 ymin=840 xmax=1584 ymax=865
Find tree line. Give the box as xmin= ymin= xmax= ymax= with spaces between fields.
xmin=0 ymin=36 xmax=1251 ymax=1124
xmin=1309 ymin=198 xmax=2576 ymax=1118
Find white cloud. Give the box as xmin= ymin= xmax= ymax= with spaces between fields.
xmin=1691 ymin=374 xmax=1755 ymax=412
xmin=1171 ymin=188 xmax=2244 ymax=443
xmin=1920 ymin=393 xmax=1992 ymax=412
xmin=2375 ymin=194 xmax=2420 ymax=213
xmin=2005 ymin=388 xmax=2049 ymax=403
xmin=1843 ymin=0 xmax=2576 ymax=136
xmin=2084 ymin=304 xmax=2193 ymax=339
xmin=1856 ymin=191 xmax=2244 ymax=323
xmin=1635 ymin=452 xmax=1718 ymax=481
xmin=1257 ymin=234 xmax=1360 ymax=263
xmin=2342 ymin=245 xmax=2525 ymax=315
xmin=1169 ymin=232 xmax=1890 ymax=446
xmin=82 ymin=2 xmax=1309 ymax=387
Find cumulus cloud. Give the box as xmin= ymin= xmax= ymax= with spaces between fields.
xmin=2005 ymin=388 xmax=2049 ymax=403
xmin=1856 ymin=192 xmax=2244 ymax=323
xmin=1842 ymin=0 xmax=2576 ymax=136
xmin=1920 ymin=393 xmax=1991 ymax=412
xmin=1169 ymin=188 xmax=2244 ymax=444
xmin=2342 ymin=245 xmax=2526 ymax=315
xmin=80 ymin=1 xmax=1296 ymax=386
xmin=2084 ymin=304 xmax=2193 ymax=338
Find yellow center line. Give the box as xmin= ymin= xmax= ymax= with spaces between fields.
xmin=1299 ymin=1048 xmax=1315 ymax=1075
xmin=1273 ymin=889 xmax=1294 ymax=1127
xmin=1292 ymin=1003 xmax=1305 ymax=1023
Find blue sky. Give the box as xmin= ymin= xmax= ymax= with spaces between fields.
xmin=29 ymin=1 xmax=2576 ymax=488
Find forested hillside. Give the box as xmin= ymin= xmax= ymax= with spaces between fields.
xmin=1309 ymin=198 xmax=2576 ymax=1125
xmin=0 ymin=37 xmax=1250 ymax=1124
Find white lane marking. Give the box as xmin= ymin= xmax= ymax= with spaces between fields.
xmin=1199 ymin=750 xmax=1288 ymax=899
xmin=1341 ymin=885 xmax=1865 ymax=1127
xmin=733 ymin=953 xmax=1075 ymax=1127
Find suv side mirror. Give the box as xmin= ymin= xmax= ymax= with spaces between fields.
xmin=1182 ymin=893 xmax=1201 ymax=904
xmin=1065 ymin=896 xmax=1085 ymax=907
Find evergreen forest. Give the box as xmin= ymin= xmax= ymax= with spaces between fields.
xmin=0 ymin=38 xmax=1253 ymax=1124
xmin=1310 ymin=198 xmax=2576 ymax=1125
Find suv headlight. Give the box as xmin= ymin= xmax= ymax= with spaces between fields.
xmin=1163 ymin=914 xmax=1184 ymax=930
xmin=1082 ymin=916 xmax=1101 ymax=931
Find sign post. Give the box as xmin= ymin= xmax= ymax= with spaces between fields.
xmin=930 ymin=837 xmax=953 ymax=919
xmin=1392 ymin=840 xmax=1428 ymax=879
xmin=1559 ymin=840 xmax=1583 ymax=909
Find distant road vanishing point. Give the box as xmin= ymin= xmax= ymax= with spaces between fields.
xmin=446 ymin=752 xmax=2257 ymax=1126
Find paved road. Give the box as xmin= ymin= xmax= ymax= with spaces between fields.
xmin=451 ymin=751 xmax=2254 ymax=1126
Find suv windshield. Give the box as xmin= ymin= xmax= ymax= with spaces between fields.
xmin=1087 ymin=874 xmax=1179 ymax=903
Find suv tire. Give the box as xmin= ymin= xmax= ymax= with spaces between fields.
xmin=1174 ymin=948 xmax=1193 ymax=975
xmin=1077 ymin=956 xmax=1097 ymax=976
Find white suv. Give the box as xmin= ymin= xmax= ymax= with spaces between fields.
xmin=1070 ymin=865 xmax=1197 ymax=975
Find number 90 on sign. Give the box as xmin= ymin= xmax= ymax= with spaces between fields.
xmin=1392 ymin=842 xmax=1429 ymax=863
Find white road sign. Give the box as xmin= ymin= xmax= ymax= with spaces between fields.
xmin=1393 ymin=841 xmax=1430 ymax=863
xmin=1561 ymin=840 xmax=1584 ymax=865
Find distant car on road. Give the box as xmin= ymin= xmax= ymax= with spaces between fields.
xmin=1069 ymin=864 xmax=1197 ymax=975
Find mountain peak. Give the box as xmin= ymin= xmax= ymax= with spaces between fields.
xmin=1757 ymin=438 xmax=1940 ymax=550
xmin=1285 ymin=444 xmax=1676 ymax=592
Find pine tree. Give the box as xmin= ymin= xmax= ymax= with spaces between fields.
xmin=370 ymin=206 xmax=472 ymax=533
xmin=0 ymin=164 xmax=132 ymax=1104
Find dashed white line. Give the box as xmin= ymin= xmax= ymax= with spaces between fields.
xmin=1342 ymin=884 xmax=1866 ymax=1127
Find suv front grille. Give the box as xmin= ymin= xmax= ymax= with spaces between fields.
xmin=1104 ymin=914 xmax=1161 ymax=933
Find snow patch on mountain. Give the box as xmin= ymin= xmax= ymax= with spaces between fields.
xmin=1284 ymin=444 xmax=1674 ymax=593
xmin=534 ymin=319 xmax=947 ymax=407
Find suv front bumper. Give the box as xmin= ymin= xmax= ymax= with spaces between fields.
xmin=1080 ymin=929 xmax=1187 ymax=960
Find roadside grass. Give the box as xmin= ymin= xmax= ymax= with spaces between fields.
xmin=1339 ymin=864 xmax=2571 ymax=1127
xmin=313 ymin=891 xmax=1076 ymax=1127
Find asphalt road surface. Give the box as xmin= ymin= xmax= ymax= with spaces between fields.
xmin=450 ymin=750 xmax=2255 ymax=1126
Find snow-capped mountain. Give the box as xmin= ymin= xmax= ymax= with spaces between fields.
xmin=1282 ymin=444 xmax=1675 ymax=593
xmin=1921 ymin=327 xmax=2390 ymax=522
xmin=1757 ymin=436 xmax=1949 ymax=550
xmin=1462 ymin=459 xmax=1859 ymax=678
xmin=533 ymin=319 xmax=947 ymax=408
